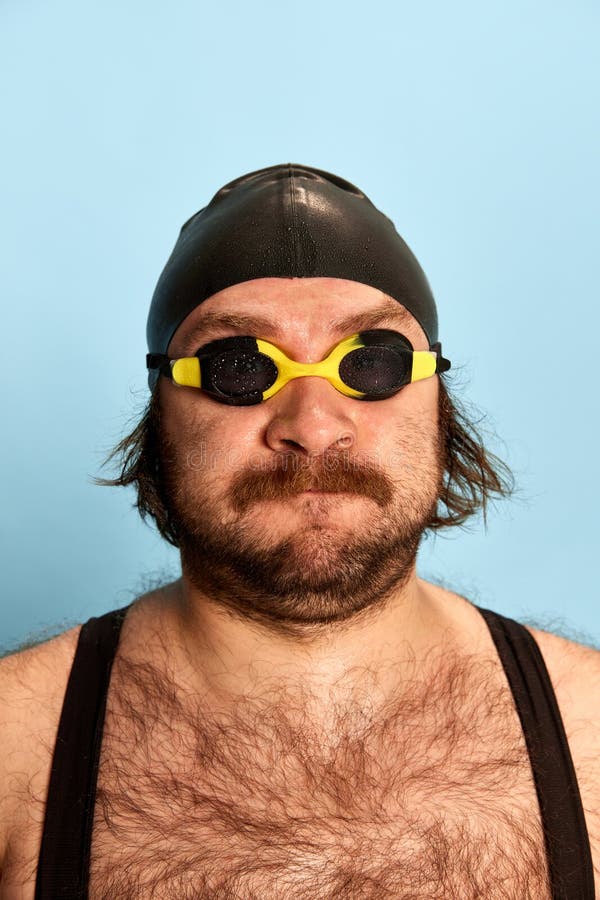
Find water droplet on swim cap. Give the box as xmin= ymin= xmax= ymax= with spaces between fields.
xmin=146 ymin=163 xmax=439 ymax=389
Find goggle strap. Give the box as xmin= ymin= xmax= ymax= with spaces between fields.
xmin=430 ymin=342 xmax=452 ymax=373
xmin=146 ymin=353 xmax=172 ymax=378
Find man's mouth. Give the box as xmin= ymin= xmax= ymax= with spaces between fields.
xmin=298 ymin=488 xmax=347 ymax=494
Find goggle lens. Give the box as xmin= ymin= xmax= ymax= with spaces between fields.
xmin=206 ymin=350 xmax=278 ymax=397
xmin=339 ymin=345 xmax=411 ymax=395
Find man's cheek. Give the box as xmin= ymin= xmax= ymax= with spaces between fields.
xmin=185 ymin=446 xmax=208 ymax=470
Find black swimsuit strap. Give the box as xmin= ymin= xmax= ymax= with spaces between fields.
xmin=475 ymin=605 xmax=595 ymax=899
xmin=34 ymin=604 xmax=131 ymax=899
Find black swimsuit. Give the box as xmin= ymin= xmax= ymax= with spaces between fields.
xmin=33 ymin=603 xmax=595 ymax=899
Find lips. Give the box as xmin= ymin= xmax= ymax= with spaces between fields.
xmin=299 ymin=489 xmax=342 ymax=494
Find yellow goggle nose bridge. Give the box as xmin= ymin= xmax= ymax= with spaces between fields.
xmin=258 ymin=333 xmax=365 ymax=400
xmin=165 ymin=331 xmax=446 ymax=403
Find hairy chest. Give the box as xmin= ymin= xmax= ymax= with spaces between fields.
xmin=84 ymin=653 xmax=553 ymax=899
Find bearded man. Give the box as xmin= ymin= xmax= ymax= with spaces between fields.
xmin=1 ymin=164 xmax=597 ymax=899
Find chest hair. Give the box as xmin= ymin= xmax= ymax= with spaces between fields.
xmin=87 ymin=646 xmax=551 ymax=899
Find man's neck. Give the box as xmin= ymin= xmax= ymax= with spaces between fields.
xmin=147 ymin=574 xmax=475 ymax=737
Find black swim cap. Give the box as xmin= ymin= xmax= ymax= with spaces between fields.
xmin=146 ymin=163 xmax=439 ymax=390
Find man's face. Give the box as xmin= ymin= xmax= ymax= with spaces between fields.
xmin=156 ymin=277 xmax=444 ymax=628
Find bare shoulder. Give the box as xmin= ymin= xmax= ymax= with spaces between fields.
xmin=523 ymin=623 xmax=600 ymax=718
xmin=522 ymin=623 xmax=599 ymax=750
xmin=0 ymin=624 xmax=83 ymax=865
xmin=0 ymin=622 xmax=84 ymax=706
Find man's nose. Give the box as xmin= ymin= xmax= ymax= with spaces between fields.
xmin=264 ymin=375 xmax=356 ymax=456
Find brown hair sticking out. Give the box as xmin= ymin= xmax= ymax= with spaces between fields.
xmin=92 ymin=374 xmax=515 ymax=548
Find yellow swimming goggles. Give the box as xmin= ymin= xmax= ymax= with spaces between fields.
xmin=146 ymin=329 xmax=451 ymax=406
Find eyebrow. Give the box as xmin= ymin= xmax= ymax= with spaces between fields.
xmin=178 ymin=303 xmax=418 ymax=352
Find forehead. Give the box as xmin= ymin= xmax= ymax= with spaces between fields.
xmin=169 ymin=278 xmax=428 ymax=355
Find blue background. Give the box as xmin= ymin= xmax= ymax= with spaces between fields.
xmin=1 ymin=0 xmax=598 ymax=651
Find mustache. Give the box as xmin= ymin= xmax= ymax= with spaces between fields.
xmin=229 ymin=452 xmax=394 ymax=514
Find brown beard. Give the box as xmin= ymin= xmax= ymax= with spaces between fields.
xmin=152 ymin=403 xmax=444 ymax=634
